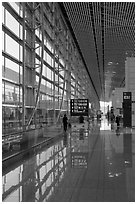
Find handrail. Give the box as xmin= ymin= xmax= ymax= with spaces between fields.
xmin=2 ymin=125 xmax=43 ymax=138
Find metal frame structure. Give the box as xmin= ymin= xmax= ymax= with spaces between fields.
xmin=2 ymin=2 xmax=99 ymax=137
xmin=26 ymin=3 xmax=44 ymax=127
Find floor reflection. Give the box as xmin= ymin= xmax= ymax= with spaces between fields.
xmin=3 ymin=138 xmax=69 ymax=202
xmin=71 ymin=152 xmax=88 ymax=168
xmin=123 ymin=133 xmax=132 ymax=167
xmin=2 ymin=119 xmax=135 ymax=202
xmin=100 ymin=118 xmax=111 ymax=130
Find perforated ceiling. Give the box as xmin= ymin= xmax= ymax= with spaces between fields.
xmin=60 ymin=2 xmax=135 ymax=102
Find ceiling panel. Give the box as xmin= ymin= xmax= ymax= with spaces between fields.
xmin=60 ymin=2 xmax=135 ymax=102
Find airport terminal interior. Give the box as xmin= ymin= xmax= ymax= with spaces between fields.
xmin=2 ymin=2 xmax=135 ymax=202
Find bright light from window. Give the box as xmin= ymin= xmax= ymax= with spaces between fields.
xmin=100 ymin=101 xmax=112 ymax=114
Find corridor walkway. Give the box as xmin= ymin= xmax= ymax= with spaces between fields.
xmin=2 ymin=119 xmax=135 ymax=202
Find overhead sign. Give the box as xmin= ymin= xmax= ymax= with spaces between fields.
xmin=123 ymin=92 xmax=131 ymax=101
xmin=123 ymin=92 xmax=132 ymax=127
xmin=70 ymin=99 xmax=89 ymax=116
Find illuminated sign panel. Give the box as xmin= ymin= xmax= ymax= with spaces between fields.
xmin=123 ymin=92 xmax=131 ymax=101
xmin=70 ymin=99 xmax=89 ymax=116
xmin=123 ymin=92 xmax=132 ymax=127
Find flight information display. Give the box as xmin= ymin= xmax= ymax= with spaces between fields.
xmin=70 ymin=99 xmax=89 ymax=116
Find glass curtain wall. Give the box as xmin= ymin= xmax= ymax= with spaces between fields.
xmin=2 ymin=2 xmax=91 ymax=135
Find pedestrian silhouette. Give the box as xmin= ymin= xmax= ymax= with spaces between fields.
xmin=79 ymin=115 xmax=84 ymax=123
xmin=63 ymin=114 xmax=68 ymax=132
xmin=116 ymin=115 xmax=120 ymax=127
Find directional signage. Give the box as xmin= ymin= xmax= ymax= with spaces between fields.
xmin=70 ymin=99 xmax=89 ymax=116
xmin=123 ymin=92 xmax=132 ymax=127
xmin=123 ymin=92 xmax=131 ymax=101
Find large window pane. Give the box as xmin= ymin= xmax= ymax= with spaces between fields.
xmin=47 ymin=67 xmax=52 ymax=80
xmin=2 ymin=31 xmax=4 ymax=51
xmin=35 ymin=58 xmax=41 ymax=74
xmin=60 ymin=69 xmax=64 ymax=77
xmin=2 ymin=6 xmax=5 ymax=24
xmin=5 ymin=58 xmax=19 ymax=73
xmin=42 ymin=64 xmax=47 ymax=77
xmin=47 ymin=82 xmax=52 ymax=95
xmin=46 ymin=53 xmax=52 ymax=66
xmin=5 ymin=34 xmax=19 ymax=59
xmin=4 ymin=82 xmax=21 ymax=104
xmin=2 ymin=83 xmax=5 ymax=102
xmin=5 ymin=58 xmax=20 ymax=83
xmin=6 ymin=10 xmax=19 ymax=37
xmin=59 ymin=77 xmax=64 ymax=88
xmin=9 ymin=2 xmax=22 ymax=17
xmin=47 ymin=40 xmax=53 ymax=53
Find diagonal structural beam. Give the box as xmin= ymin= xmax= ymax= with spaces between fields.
xmin=27 ymin=3 xmax=44 ymax=127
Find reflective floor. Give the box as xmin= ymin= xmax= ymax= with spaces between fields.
xmin=2 ymin=118 xmax=135 ymax=202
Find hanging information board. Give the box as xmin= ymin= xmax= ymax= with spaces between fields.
xmin=70 ymin=99 xmax=89 ymax=116
xmin=123 ymin=92 xmax=132 ymax=101
xmin=123 ymin=92 xmax=132 ymax=127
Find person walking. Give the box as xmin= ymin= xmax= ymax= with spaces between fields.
xmin=79 ymin=115 xmax=84 ymax=123
xmin=115 ymin=115 xmax=120 ymax=127
xmin=63 ymin=114 xmax=68 ymax=132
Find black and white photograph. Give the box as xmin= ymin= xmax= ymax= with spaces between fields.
xmin=2 ymin=1 xmax=135 ymax=202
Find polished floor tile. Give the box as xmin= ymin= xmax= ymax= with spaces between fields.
xmin=2 ymin=119 xmax=135 ymax=202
